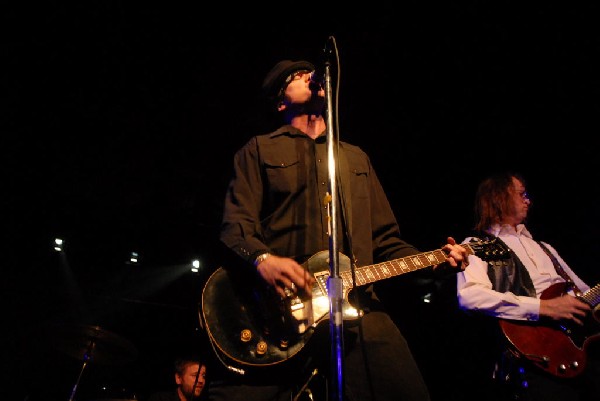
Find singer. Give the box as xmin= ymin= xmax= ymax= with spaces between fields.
xmin=205 ymin=56 xmax=469 ymax=401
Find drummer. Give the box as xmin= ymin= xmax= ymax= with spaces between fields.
xmin=148 ymin=356 xmax=208 ymax=401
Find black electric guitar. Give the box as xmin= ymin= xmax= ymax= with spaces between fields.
xmin=200 ymin=239 xmax=508 ymax=374
xmin=499 ymin=282 xmax=600 ymax=378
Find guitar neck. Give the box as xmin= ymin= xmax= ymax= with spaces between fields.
xmin=582 ymin=283 xmax=600 ymax=308
xmin=339 ymin=244 xmax=475 ymax=288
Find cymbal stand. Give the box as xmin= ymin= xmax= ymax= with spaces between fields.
xmin=68 ymin=340 xmax=96 ymax=401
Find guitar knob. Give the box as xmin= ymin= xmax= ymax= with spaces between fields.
xmin=558 ymin=364 xmax=567 ymax=373
xmin=256 ymin=341 xmax=267 ymax=355
xmin=570 ymin=361 xmax=579 ymax=370
xmin=240 ymin=329 xmax=252 ymax=342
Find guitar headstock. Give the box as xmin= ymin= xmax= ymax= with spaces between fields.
xmin=467 ymin=237 xmax=510 ymax=261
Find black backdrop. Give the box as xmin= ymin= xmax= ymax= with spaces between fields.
xmin=4 ymin=3 xmax=599 ymax=401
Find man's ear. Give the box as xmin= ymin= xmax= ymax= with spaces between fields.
xmin=175 ymin=373 xmax=183 ymax=385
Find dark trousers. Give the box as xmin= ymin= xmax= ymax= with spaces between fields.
xmin=207 ymin=311 xmax=431 ymax=401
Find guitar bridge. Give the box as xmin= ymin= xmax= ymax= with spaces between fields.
xmin=289 ymin=296 xmax=304 ymax=311
xmin=522 ymin=353 xmax=550 ymax=365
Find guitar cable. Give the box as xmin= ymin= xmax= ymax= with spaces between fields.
xmin=335 ymin=144 xmax=377 ymax=401
xmin=292 ymin=368 xmax=321 ymax=401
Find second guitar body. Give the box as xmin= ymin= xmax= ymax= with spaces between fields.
xmin=499 ymin=281 xmax=600 ymax=378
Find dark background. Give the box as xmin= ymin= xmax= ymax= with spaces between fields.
xmin=3 ymin=2 xmax=599 ymax=401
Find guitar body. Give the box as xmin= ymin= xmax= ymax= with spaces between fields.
xmin=201 ymin=266 xmax=308 ymax=372
xmin=200 ymin=251 xmax=354 ymax=374
xmin=499 ymin=282 xmax=600 ymax=378
xmin=201 ymin=240 xmax=505 ymax=374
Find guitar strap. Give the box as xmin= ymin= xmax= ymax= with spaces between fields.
xmin=337 ymin=145 xmax=355 ymax=265
xmin=337 ymin=145 xmax=369 ymax=312
xmin=536 ymin=241 xmax=583 ymax=296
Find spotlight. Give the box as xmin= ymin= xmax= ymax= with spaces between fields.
xmin=54 ymin=238 xmax=64 ymax=252
xmin=422 ymin=292 xmax=432 ymax=304
xmin=127 ymin=251 xmax=140 ymax=265
xmin=191 ymin=259 xmax=200 ymax=273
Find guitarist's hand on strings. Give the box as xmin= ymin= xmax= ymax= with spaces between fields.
xmin=434 ymin=236 xmax=470 ymax=272
xmin=256 ymin=254 xmax=316 ymax=299
xmin=540 ymin=295 xmax=591 ymax=326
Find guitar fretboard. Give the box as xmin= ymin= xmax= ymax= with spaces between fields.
xmin=582 ymin=283 xmax=600 ymax=307
xmin=340 ymin=244 xmax=475 ymax=288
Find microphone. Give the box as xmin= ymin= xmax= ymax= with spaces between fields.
xmin=309 ymin=69 xmax=324 ymax=90
xmin=310 ymin=70 xmax=324 ymax=85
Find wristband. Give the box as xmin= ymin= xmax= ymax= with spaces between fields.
xmin=254 ymin=252 xmax=271 ymax=267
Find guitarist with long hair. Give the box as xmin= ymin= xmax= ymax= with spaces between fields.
xmin=205 ymin=52 xmax=469 ymax=401
xmin=457 ymin=172 xmax=600 ymax=401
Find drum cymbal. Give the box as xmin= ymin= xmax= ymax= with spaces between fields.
xmin=49 ymin=323 xmax=138 ymax=365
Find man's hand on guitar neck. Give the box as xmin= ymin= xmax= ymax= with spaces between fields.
xmin=540 ymin=295 xmax=591 ymax=326
xmin=255 ymin=254 xmax=315 ymax=299
xmin=433 ymin=236 xmax=470 ymax=272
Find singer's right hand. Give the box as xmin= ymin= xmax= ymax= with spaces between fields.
xmin=256 ymin=254 xmax=315 ymax=298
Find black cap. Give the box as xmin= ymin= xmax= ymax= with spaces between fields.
xmin=261 ymin=59 xmax=315 ymax=101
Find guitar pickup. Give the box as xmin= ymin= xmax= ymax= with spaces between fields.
xmin=289 ymin=296 xmax=304 ymax=311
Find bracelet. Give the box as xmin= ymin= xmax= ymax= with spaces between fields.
xmin=254 ymin=252 xmax=271 ymax=267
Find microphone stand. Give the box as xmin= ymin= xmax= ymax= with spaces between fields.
xmin=321 ymin=39 xmax=345 ymax=401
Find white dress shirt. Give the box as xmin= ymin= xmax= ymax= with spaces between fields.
xmin=457 ymin=223 xmax=590 ymax=321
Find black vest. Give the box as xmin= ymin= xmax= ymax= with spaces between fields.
xmin=470 ymin=232 xmax=536 ymax=297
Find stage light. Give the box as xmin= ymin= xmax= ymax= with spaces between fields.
xmin=54 ymin=238 xmax=64 ymax=252
xmin=124 ymin=251 xmax=141 ymax=266
xmin=422 ymin=292 xmax=432 ymax=304
xmin=191 ymin=259 xmax=200 ymax=273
